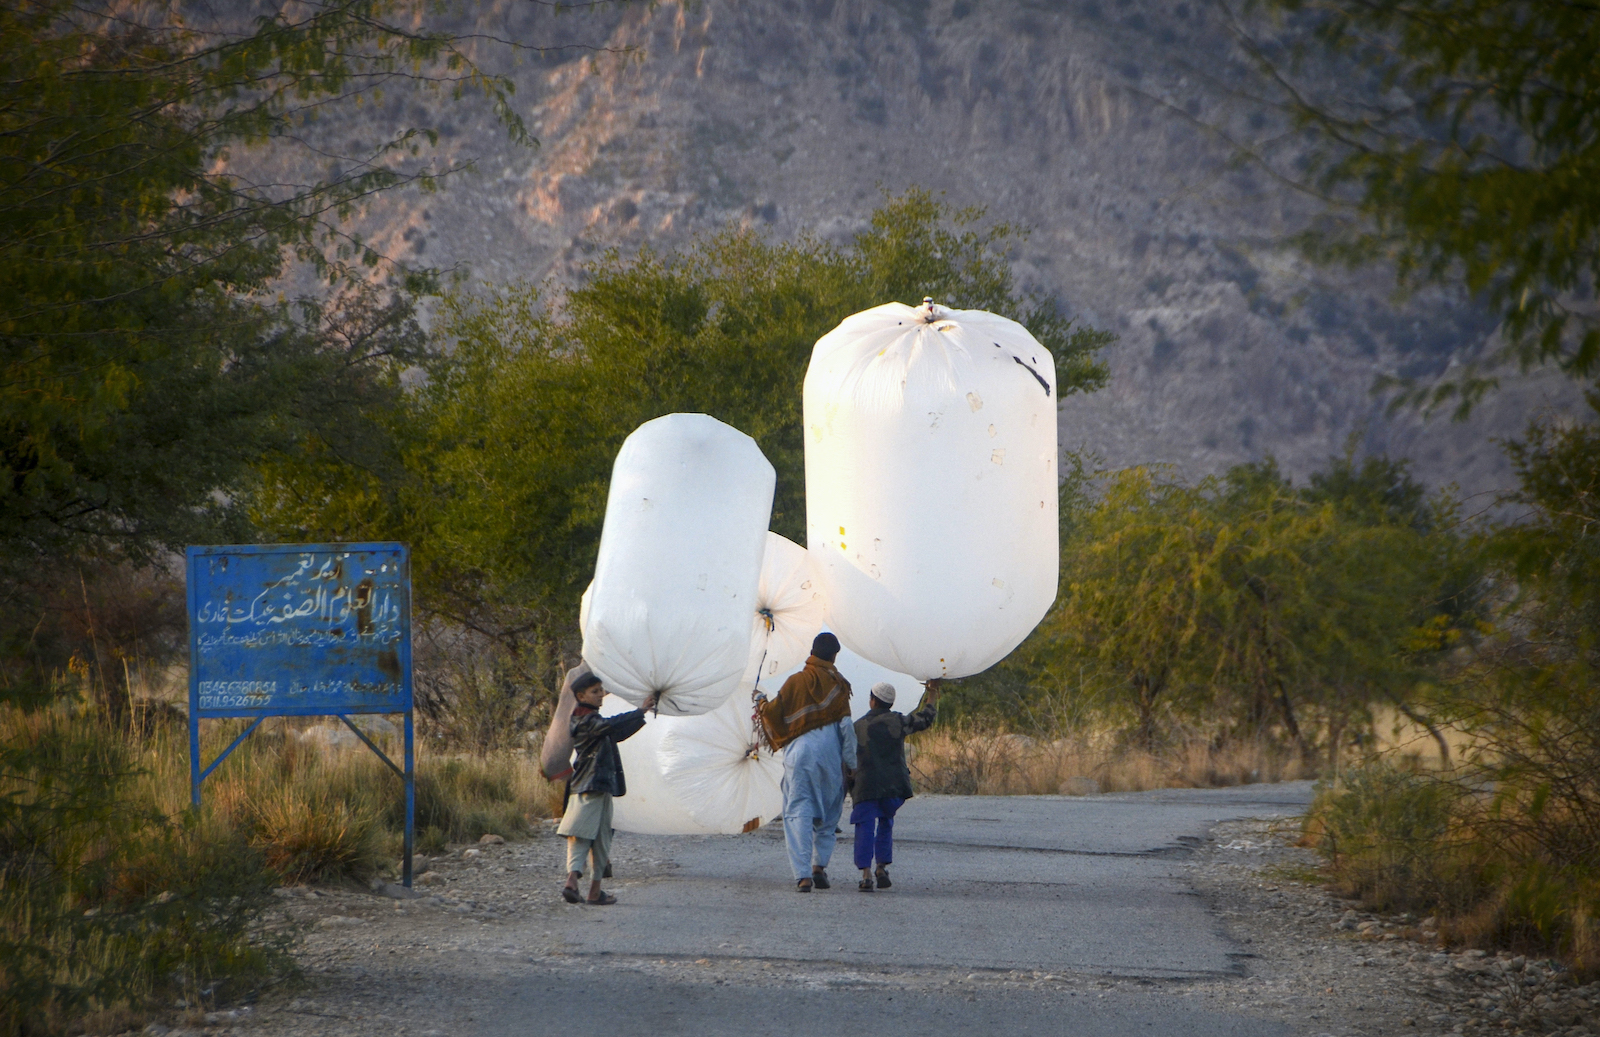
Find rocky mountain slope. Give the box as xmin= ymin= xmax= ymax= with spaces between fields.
xmin=298 ymin=0 xmax=1579 ymax=499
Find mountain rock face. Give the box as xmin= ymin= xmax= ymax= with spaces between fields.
xmin=320 ymin=0 xmax=1577 ymax=496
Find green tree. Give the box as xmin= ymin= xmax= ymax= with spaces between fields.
xmin=987 ymin=454 xmax=1476 ymax=765
xmin=1234 ymin=0 xmax=1600 ymax=414
xmin=0 ymin=3 xmax=557 ymax=1025
xmin=1310 ymin=401 xmax=1600 ymax=970
xmin=250 ymin=190 xmax=1116 ymax=729
xmin=0 ymin=0 xmax=525 ymax=570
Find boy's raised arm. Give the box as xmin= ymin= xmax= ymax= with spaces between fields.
xmin=599 ymin=709 xmax=648 ymax=743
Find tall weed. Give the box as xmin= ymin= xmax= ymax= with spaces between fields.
xmin=1 ymin=703 xmax=555 ymax=1034
xmin=160 ymin=720 xmax=552 ymax=878
xmin=0 ymin=707 xmax=287 ymax=1035
xmin=1308 ymin=758 xmax=1600 ymax=977
xmin=1307 ymin=764 xmax=1483 ymax=913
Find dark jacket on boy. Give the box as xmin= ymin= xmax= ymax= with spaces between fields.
xmin=851 ymin=699 xmax=937 ymax=803
xmin=568 ymin=705 xmax=647 ymax=797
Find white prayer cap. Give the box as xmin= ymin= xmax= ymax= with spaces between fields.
xmin=870 ymin=682 xmax=896 ymax=705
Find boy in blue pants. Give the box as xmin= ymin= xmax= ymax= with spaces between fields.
xmin=850 ymin=680 xmax=939 ymax=891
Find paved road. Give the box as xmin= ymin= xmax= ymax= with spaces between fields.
xmin=455 ymin=783 xmax=1316 ymax=1036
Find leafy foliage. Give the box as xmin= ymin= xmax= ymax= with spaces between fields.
xmin=1307 ymin=402 xmax=1600 ymax=970
xmin=0 ymin=709 xmax=288 ymax=1033
xmin=251 ymin=190 xmax=1116 ymax=724
xmin=0 ymin=0 xmax=520 ymax=565
xmin=1236 ymin=0 xmax=1600 ymax=413
xmin=0 ymin=3 xmax=565 ymax=1030
xmin=958 ymin=451 xmax=1480 ymax=764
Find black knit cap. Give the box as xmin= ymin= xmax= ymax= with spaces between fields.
xmin=811 ymin=632 xmax=841 ymax=662
xmin=572 ymin=672 xmax=603 ymax=694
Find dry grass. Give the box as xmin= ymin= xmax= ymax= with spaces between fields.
xmin=1 ymin=700 xmax=559 ymax=1033
xmin=1306 ymin=760 xmax=1600 ymax=979
xmin=132 ymin=715 xmax=555 ymax=881
xmin=908 ymin=724 xmax=1312 ymax=795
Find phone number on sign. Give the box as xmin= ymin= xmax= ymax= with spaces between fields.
xmin=197 ymin=680 xmax=277 ymax=710
xmin=199 ymin=693 xmax=275 ymax=709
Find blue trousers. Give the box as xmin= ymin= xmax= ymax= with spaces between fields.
xmin=851 ymin=797 xmax=904 ymax=870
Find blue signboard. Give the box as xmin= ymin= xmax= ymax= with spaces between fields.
xmin=187 ymin=543 xmax=411 ymax=717
xmin=186 ymin=543 xmax=416 ymax=884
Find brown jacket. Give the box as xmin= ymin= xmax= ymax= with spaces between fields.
xmin=758 ymin=655 xmax=853 ymax=751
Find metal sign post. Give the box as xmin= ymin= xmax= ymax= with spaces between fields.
xmin=185 ymin=543 xmax=416 ymax=886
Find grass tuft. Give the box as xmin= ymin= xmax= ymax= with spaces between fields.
xmin=1305 ymin=760 xmax=1600 ymax=978
xmin=908 ymin=723 xmax=1310 ymax=795
xmin=1 ymin=704 xmax=555 ymax=1034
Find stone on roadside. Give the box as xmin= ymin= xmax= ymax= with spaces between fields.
xmin=416 ymin=871 xmax=447 ymax=886
xmin=315 ymin=915 xmax=365 ymax=928
xmin=379 ymin=882 xmax=420 ymax=900
xmin=479 ymin=833 xmax=506 ymax=845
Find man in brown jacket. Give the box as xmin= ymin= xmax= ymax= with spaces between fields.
xmin=758 ymin=633 xmax=857 ymax=892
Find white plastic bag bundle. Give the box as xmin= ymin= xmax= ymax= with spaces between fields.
xmin=658 ymin=697 xmax=782 ymax=833
xmin=581 ymin=413 xmax=776 ymax=716
xmin=604 ymin=695 xmax=712 ymax=835
xmin=742 ymin=532 xmax=828 ymax=695
xmin=804 ymin=301 xmax=1059 ymax=680
xmin=607 ymin=695 xmax=783 ymax=835
xmin=610 ymin=533 xmax=811 ymax=835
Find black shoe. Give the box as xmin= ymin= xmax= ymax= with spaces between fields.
xmin=796 ymin=878 xmax=812 ymax=893
xmin=874 ymin=866 xmax=891 ymax=889
xmin=812 ymin=867 xmax=830 ymax=889
xmin=858 ymin=877 xmax=875 ymax=892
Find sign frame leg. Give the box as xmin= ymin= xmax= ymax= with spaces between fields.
xmin=403 ymin=709 xmax=415 ymax=888
xmin=189 ymin=713 xmax=201 ymax=809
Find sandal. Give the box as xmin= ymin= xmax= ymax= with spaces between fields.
xmin=586 ymin=892 xmax=617 ymax=905
xmin=858 ymin=878 xmax=875 ymax=892
xmin=874 ymin=866 xmax=891 ymax=889
xmin=811 ymin=867 xmax=830 ymax=890
xmin=796 ymin=878 xmax=812 ymax=893
xmin=561 ymin=886 xmax=582 ymax=904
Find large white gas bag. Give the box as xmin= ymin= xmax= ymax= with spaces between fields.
xmin=657 ymin=696 xmax=782 ymax=833
xmin=581 ymin=414 xmax=775 ymax=716
xmin=615 ymin=532 xmax=815 ymax=834
xmin=804 ymin=301 xmax=1059 ymax=680
xmin=605 ymin=695 xmax=710 ymax=835
xmin=743 ymin=532 xmax=828 ymax=695
xmin=607 ymin=695 xmax=783 ymax=836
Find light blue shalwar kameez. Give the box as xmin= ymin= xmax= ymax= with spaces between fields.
xmin=781 ymin=715 xmax=857 ymax=881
